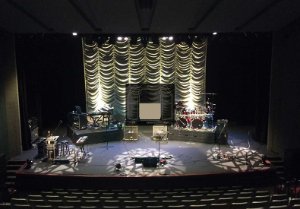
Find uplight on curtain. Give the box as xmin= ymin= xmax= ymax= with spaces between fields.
xmin=82 ymin=37 xmax=207 ymax=120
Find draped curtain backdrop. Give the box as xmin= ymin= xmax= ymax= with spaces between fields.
xmin=82 ymin=37 xmax=207 ymax=120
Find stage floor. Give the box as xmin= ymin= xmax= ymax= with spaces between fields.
xmin=14 ymin=125 xmax=271 ymax=178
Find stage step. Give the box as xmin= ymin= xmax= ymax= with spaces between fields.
xmin=5 ymin=160 xmax=26 ymax=190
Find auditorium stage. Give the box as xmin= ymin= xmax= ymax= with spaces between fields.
xmin=13 ymin=125 xmax=277 ymax=190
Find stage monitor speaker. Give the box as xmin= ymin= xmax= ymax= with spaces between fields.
xmin=142 ymin=157 xmax=159 ymax=167
xmin=134 ymin=157 xmax=159 ymax=167
xmin=124 ymin=126 xmax=138 ymax=140
xmin=152 ymin=125 xmax=168 ymax=141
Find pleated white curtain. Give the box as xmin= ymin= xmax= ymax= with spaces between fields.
xmin=82 ymin=37 xmax=207 ymax=120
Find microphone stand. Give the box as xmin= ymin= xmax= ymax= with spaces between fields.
xmin=52 ymin=120 xmax=63 ymax=136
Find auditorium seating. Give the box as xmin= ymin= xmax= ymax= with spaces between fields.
xmin=1 ymin=183 xmax=300 ymax=209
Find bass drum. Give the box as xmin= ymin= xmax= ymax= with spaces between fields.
xmin=177 ymin=117 xmax=188 ymax=128
xmin=191 ymin=118 xmax=203 ymax=129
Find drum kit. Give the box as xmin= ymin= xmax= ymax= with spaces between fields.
xmin=175 ymin=100 xmax=216 ymax=130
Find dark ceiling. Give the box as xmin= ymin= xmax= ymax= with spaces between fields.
xmin=1 ymin=0 xmax=300 ymax=35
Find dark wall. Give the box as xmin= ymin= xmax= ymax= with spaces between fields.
xmin=268 ymin=19 xmax=300 ymax=156
xmin=0 ymin=33 xmax=22 ymax=157
xmin=206 ymin=34 xmax=272 ymax=141
xmin=15 ymin=35 xmax=85 ymax=133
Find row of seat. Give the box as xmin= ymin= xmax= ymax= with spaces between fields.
xmin=3 ymin=187 xmax=300 ymax=209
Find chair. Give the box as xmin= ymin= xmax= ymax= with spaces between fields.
xmin=11 ymin=198 xmax=28 ymax=205
xmin=79 ymin=207 xmax=98 ymax=209
xmin=41 ymin=191 xmax=54 ymax=196
xmin=187 ymin=204 xmax=208 ymax=208
xmin=269 ymin=205 xmax=290 ymax=208
xmin=83 ymin=199 xmax=101 ymax=206
xmin=166 ymin=205 xmax=186 ymax=208
xmin=63 ymin=195 xmax=78 ymax=200
xmin=34 ymin=206 xmax=53 ymax=209
xmin=235 ymin=196 xmax=252 ymax=203
xmin=27 ymin=194 xmax=43 ymax=200
xmin=11 ymin=204 xmax=32 ymax=209
xmin=28 ymin=199 xmax=45 ymax=207
xmin=44 ymin=195 xmax=61 ymax=200
xmin=217 ymin=197 xmax=234 ymax=203
xmin=123 ymin=200 xmax=142 ymax=207
xmin=199 ymin=198 xmax=215 ymax=204
xmin=269 ymin=199 xmax=289 ymax=206
xmin=64 ymin=199 xmax=81 ymax=208
xmin=230 ymin=202 xmax=249 ymax=209
xmin=291 ymin=197 xmax=300 ymax=205
xmin=102 ymin=206 xmax=121 ymax=209
xmin=103 ymin=199 xmax=121 ymax=207
xmin=253 ymin=194 xmax=270 ymax=201
xmin=47 ymin=199 xmax=64 ymax=207
xmin=161 ymin=199 xmax=179 ymax=207
xmin=271 ymin=193 xmax=288 ymax=200
xmin=209 ymin=203 xmax=230 ymax=209
xmin=180 ymin=199 xmax=198 ymax=205
xmin=249 ymin=200 xmax=269 ymax=208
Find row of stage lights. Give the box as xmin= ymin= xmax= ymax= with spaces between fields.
xmin=82 ymin=34 xmax=217 ymax=46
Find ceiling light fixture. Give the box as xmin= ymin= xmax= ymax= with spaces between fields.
xmin=212 ymin=32 xmax=218 ymax=36
xmin=72 ymin=32 xmax=78 ymax=36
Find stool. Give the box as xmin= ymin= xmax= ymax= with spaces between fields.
xmin=60 ymin=140 xmax=70 ymax=156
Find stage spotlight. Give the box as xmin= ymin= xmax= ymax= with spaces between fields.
xmin=117 ymin=36 xmax=122 ymax=41
xmin=130 ymin=36 xmax=138 ymax=45
xmin=212 ymin=32 xmax=218 ymax=36
xmin=161 ymin=36 xmax=167 ymax=41
xmin=150 ymin=35 xmax=159 ymax=45
xmin=124 ymin=37 xmax=129 ymax=41
xmin=96 ymin=35 xmax=107 ymax=46
xmin=108 ymin=36 xmax=116 ymax=44
xmin=141 ymin=36 xmax=148 ymax=47
xmin=168 ymin=36 xmax=173 ymax=41
xmin=186 ymin=35 xmax=193 ymax=47
xmin=72 ymin=32 xmax=78 ymax=36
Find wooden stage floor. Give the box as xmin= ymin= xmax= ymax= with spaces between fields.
xmin=13 ymin=125 xmax=278 ymax=190
xmin=14 ymin=125 xmax=271 ymax=178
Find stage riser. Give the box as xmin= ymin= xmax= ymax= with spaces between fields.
xmin=67 ymin=126 xmax=123 ymax=144
xmin=168 ymin=128 xmax=216 ymax=143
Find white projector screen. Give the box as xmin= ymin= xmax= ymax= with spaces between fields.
xmin=139 ymin=103 xmax=161 ymax=120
